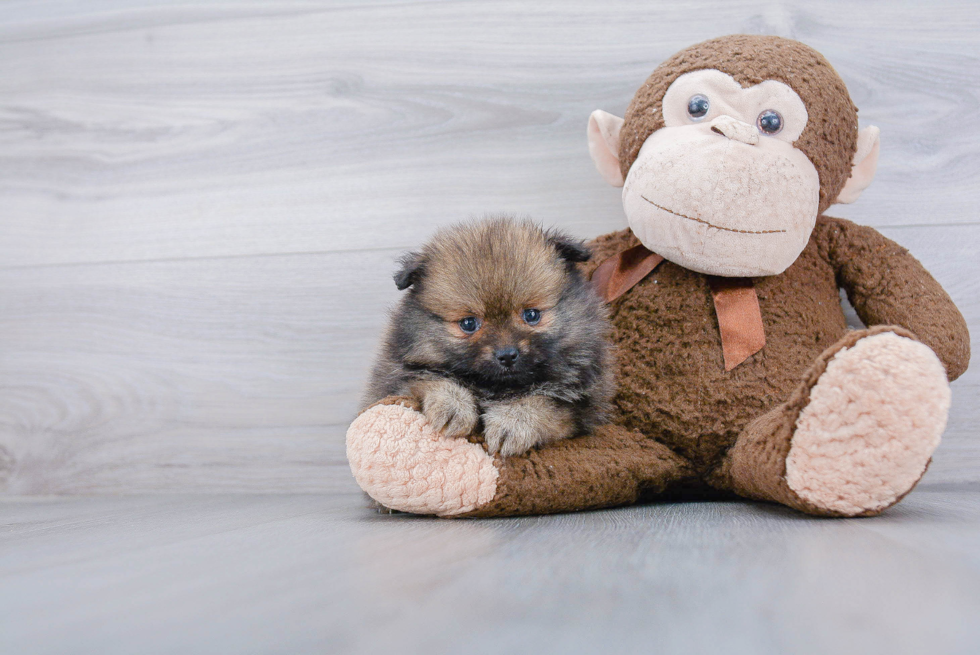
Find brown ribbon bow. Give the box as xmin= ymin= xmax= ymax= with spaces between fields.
xmin=591 ymin=244 xmax=765 ymax=370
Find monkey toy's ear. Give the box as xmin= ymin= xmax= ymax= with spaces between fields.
xmin=835 ymin=126 xmax=881 ymax=204
xmin=548 ymin=233 xmax=592 ymax=263
xmin=587 ymin=110 xmax=626 ymax=187
xmin=393 ymin=252 xmax=425 ymax=290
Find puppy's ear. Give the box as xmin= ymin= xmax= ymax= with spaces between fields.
xmin=547 ymin=233 xmax=591 ymax=263
xmin=393 ymin=251 xmax=426 ymax=290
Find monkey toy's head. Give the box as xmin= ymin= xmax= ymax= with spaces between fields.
xmin=588 ymin=35 xmax=881 ymax=277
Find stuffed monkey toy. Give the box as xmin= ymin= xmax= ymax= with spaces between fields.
xmin=346 ymin=35 xmax=970 ymax=518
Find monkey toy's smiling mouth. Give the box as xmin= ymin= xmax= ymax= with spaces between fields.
xmin=619 ymin=116 xmax=822 ymax=277
xmin=640 ymin=195 xmax=787 ymax=235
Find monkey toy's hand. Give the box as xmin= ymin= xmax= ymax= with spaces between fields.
xmin=411 ymin=379 xmax=480 ymax=439
xmin=482 ymin=396 xmax=575 ymax=457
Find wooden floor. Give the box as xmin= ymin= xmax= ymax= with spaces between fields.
xmin=1 ymin=1 xmax=978 ymax=652
xmin=1 ymin=491 xmax=979 ymax=654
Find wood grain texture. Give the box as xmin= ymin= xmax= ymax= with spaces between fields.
xmin=1 ymin=492 xmax=980 ymax=654
xmin=0 ymin=226 xmax=974 ymax=494
xmin=0 ymin=249 xmax=396 ymax=493
xmin=1 ymin=0 xmax=978 ymax=269
xmin=0 ymin=0 xmax=977 ymax=493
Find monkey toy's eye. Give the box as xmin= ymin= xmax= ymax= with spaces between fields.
xmin=687 ymin=94 xmax=710 ymax=120
xmin=522 ymin=308 xmax=541 ymax=326
xmin=757 ymin=109 xmax=783 ymax=135
xmin=458 ymin=317 xmax=481 ymax=334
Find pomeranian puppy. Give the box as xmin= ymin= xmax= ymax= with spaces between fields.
xmin=362 ymin=216 xmax=614 ymax=457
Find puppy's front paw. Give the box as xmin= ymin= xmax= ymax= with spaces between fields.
xmin=413 ymin=379 xmax=479 ymax=438
xmin=482 ymin=397 xmax=575 ymax=457
xmin=483 ymin=414 xmax=538 ymax=457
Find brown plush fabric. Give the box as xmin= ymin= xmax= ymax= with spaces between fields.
xmin=463 ymin=423 xmax=697 ymax=517
xmin=818 ymin=218 xmax=971 ymax=379
xmin=457 ymin=217 xmax=969 ymax=517
xmin=715 ymin=324 xmax=922 ymax=518
xmin=619 ymin=35 xmax=858 ymax=214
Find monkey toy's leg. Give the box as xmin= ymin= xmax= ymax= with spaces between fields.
xmin=346 ymin=397 xmax=694 ymax=517
xmin=714 ymin=326 xmax=951 ymax=517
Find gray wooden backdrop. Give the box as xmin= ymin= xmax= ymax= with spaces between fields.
xmin=1 ymin=0 xmax=977 ymax=495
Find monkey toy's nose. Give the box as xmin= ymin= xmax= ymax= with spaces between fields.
xmin=495 ymin=346 xmax=520 ymax=368
xmin=709 ymin=115 xmax=759 ymax=146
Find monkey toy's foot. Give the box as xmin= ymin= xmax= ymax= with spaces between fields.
xmin=784 ymin=331 xmax=951 ymax=515
xmin=346 ymin=397 xmax=499 ymax=517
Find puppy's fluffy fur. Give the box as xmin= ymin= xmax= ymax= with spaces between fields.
xmin=363 ymin=216 xmax=614 ymax=457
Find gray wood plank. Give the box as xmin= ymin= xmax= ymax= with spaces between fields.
xmin=1 ymin=492 xmax=979 ymax=654
xmin=0 ymin=248 xmax=400 ymax=493
xmin=0 ymin=0 xmax=977 ymax=269
xmin=0 ymin=0 xmax=977 ymax=494
xmin=0 ymin=224 xmax=975 ymax=493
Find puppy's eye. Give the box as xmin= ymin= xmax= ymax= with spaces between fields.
xmin=757 ymin=109 xmax=783 ymax=135
xmin=458 ymin=317 xmax=481 ymax=334
xmin=687 ymin=94 xmax=709 ymax=120
xmin=522 ymin=308 xmax=541 ymax=325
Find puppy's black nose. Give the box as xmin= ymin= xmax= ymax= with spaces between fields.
xmin=495 ymin=346 xmax=519 ymax=368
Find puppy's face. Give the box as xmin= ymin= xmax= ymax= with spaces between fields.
xmin=394 ymin=218 xmax=590 ymax=391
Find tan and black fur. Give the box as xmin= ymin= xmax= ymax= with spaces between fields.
xmin=363 ymin=216 xmax=615 ymax=456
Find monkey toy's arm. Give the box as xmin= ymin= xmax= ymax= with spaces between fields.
xmin=816 ymin=215 xmax=970 ymax=380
